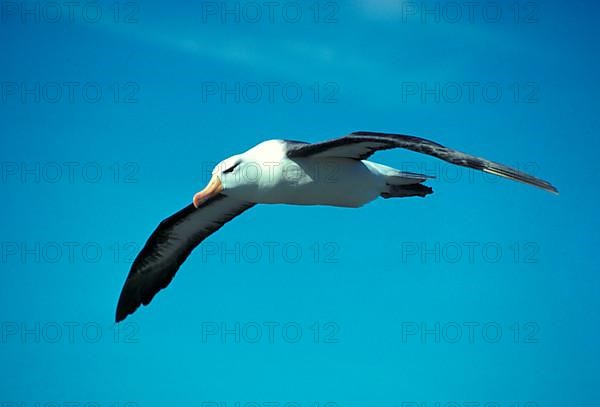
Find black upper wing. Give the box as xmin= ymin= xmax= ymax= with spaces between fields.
xmin=116 ymin=195 xmax=255 ymax=322
xmin=287 ymin=131 xmax=558 ymax=193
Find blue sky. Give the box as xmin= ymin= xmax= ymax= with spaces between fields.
xmin=1 ymin=0 xmax=598 ymax=405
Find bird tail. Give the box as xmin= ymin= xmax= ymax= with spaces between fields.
xmin=381 ymin=183 xmax=434 ymax=199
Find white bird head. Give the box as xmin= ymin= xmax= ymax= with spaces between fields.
xmin=192 ymin=140 xmax=290 ymax=208
xmin=193 ymin=154 xmax=237 ymax=207
xmin=193 ymin=153 xmax=252 ymax=208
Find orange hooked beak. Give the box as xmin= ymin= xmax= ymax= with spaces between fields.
xmin=193 ymin=175 xmax=223 ymax=208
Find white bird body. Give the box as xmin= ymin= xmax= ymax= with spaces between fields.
xmin=218 ymin=139 xmax=414 ymax=207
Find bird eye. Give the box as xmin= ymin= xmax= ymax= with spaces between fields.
xmin=223 ymin=163 xmax=240 ymax=174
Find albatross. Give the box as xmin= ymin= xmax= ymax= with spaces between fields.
xmin=115 ymin=131 xmax=558 ymax=321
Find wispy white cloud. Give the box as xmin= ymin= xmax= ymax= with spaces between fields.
xmin=78 ymin=3 xmax=553 ymax=111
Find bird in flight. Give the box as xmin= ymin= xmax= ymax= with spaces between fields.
xmin=115 ymin=131 xmax=558 ymax=322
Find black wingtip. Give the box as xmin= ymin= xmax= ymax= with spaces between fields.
xmin=115 ymin=279 xmax=141 ymax=323
xmin=115 ymin=297 xmax=132 ymax=323
xmin=115 ymin=298 xmax=131 ymax=322
xmin=115 ymin=301 xmax=139 ymax=323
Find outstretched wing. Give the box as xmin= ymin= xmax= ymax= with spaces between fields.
xmin=286 ymin=131 xmax=558 ymax=193
xmin=116 ymin=195 xmax=255 ymax=322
